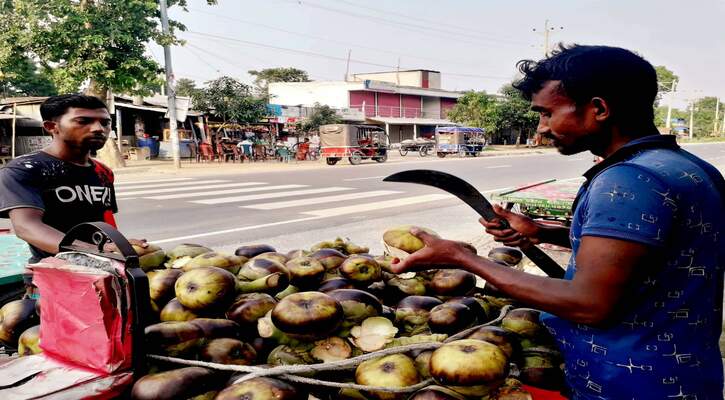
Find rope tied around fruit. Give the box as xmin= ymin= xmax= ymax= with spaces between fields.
xmin=146 ymin=305 xmax=513 ymax=391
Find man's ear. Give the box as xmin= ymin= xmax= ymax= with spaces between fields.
xmin=591 ymin=97 xmax=610 ymax=122
xmin=42 ymin=120 xmax=58 ymax=135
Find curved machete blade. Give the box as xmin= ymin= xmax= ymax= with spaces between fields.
xmin=384 ymin=169 xmax=499 ymax=221
xmin=383 ymin=169 xmax=565 ymax=279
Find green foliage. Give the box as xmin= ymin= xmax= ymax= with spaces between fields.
xmin=654 ymin=105 xmax=687 ymax=128
xmin=446 ymin=90 xmax=497 ymax=132
xmin=489 ymin=84 xmax=538 ymax=136
xmin=0 ymin=56 xmax=57 ymax=96
xmin=297 ymin=103 xmax=341 ymax=133
xmin=689 ymin=97 xmax=721 ymax=137
xmin=192 ymin=76 xmax=267 ymax=126
xmin=446 ymin=85 xmax=537 ymax=138
xmin=175 ymin=78 xmax=199 ymax=97
xmin=0 ymin=0 xmax=214 ymax=96
xmin=248 ymin=67 xmax=310 ymax=99
xmin=654 ymin=66 xmax=678 ymax=107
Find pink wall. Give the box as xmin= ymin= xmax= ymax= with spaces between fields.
xmin=376 ymin=92 xmax=400 ymax=117
xmin=401 ymin=95 xmax=422 ymax=118
xmin=349 ymin=91 xmax=376 ymax=117
xmin=440 ymin=97 xmax=457 ymax=119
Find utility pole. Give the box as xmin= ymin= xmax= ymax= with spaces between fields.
xmin=159 ymin=0 xmax=181 ymax=169
xmin=689 ymin=100 xmax=695 ymax=140
xmin=344 ymin=49 xmax=351 ymax=81
xmin=664 ymin=80 xmax=677 ymax=131
xmin=533 ymin=20 xmax=563 ymax=56
xmin=721 ymin=103 xmax=725 ymax=135
xmin=714 ymin=98 xmax=720 ymax=135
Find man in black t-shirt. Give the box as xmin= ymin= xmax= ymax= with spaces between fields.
xmin=0 ymin=94 xmax=147 ymax=267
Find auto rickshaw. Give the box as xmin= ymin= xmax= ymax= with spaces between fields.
xmin=435 ymin=126 xmax=487 ymax=158
xmin=319 ymin=124 xmax=389 ymax=165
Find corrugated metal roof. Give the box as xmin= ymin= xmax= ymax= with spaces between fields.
xmin=0 ymin=97 xmax=47 ymax=105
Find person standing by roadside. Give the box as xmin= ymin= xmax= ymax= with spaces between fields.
xmin=392 ymin=45 xmax=725 ymax=399
xmin=0 ymin=94 xmax=147 ymax=295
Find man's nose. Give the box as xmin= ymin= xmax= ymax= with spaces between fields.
xmin=90 ymin=120 xmax=107 ymax=133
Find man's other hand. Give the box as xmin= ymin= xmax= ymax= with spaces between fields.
xmin=390 ymin=228 xmax=476 ymax=274
xmin=480 ymin=205 xmax=542 ymax=247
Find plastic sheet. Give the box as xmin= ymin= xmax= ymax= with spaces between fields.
xmin=30 ymin=252 xmax=134 ymax=374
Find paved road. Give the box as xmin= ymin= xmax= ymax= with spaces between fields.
xmin=110 ymin=142 xmax=725 ymax=255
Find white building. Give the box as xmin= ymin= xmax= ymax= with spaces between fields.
xmin=269 ymin=70 xmax=463 ymax=144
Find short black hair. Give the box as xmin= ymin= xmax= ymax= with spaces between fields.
xmin=513 ymin=44 xmax=657 ymax=127
xmin=40 ymin=94 xmax=108 ymax=121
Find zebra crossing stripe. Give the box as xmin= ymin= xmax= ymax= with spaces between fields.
xmin=117 ymin=179 xmax=227 ymax=191
xmin=115 ymin=177 xmax=194 ymax=186
xmin=242 ymin=190 xmax=402 ymax=210
xmin=301 ymin=194 xmax=453 ymax=217
xmin=192 ymin=187 xmax=353 ymax=205
xmin=147 ymin=184 xmax=308 ymax=200
xmin=118 ymin=182 xmax=267 ymax=197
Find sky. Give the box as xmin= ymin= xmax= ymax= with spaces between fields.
xmin=152 ymin=0 xmax=725 ymax=109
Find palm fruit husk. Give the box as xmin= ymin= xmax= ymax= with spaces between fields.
xmin=236 ymin=272 xmax=289 ymax=295
xmin=134 ymin=243 xmax=167 ymax=271
xmin=355 ymin=353 xmax=421 ymax=400
xmin=427 ymin=302 xmax=475 ymax=335
xmin=488 ymin=247 xmax=523 ymax=266
xmin=165 ymin=244 xmax=213 ymax=267
xmin=271 ymin=291 xmax=344 ymax=341
xmin=131 ymin=367 xmax=224 ymax=400
xmin=182 ymin=252 xmax=245 ymax=274
xmin=394 ymin=295 xmax=442 ymax=336
xmin=234 ymin=244 xmax=276 ymax=259
xmin=429 ymin=339 xmax=509 ymax=397
xmin=381 ymin=225 xmax=439 ymax=260
xmin=501 ymin=308 xmax=542 ymax=338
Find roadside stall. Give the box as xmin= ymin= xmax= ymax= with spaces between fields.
xmin=435 ymin=126 xmax=487 ymax=158
xmin=490 ymin=178 xmax=583 ymax=225
xmin=0 ymin=220 xmax=569 ymax=399
xmin=320 ymin=123 xmax=389 ymax=165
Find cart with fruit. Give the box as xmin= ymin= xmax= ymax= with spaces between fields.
xmin=0 ymin=221 xmax=569 ymax=399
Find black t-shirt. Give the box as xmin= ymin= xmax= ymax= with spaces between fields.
xmin=0 ymin=151 xmax=118 ymax=261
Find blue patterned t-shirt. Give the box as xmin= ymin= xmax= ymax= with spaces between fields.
xmin=541 ymin=135 xmax=725 ymax=399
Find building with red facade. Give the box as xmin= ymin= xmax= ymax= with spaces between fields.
xmin=269 ymin=70 xmax=462 ymax=144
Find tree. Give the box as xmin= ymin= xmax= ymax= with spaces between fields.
xmin=192 ymin=76 xmax=267 ymax=131
xmin=0 ymin=56 xmax=57 ymax=97
xmin=298 ymin=103 xmax=341 ymax=133
xmin=655 ymin=105 xmax=687 ymax=128
xmin=488 ymin=85 xmax=539 ymax=145
xmin=175 ymin=78 xmax=198 ymax=98
xmin=248 ymin=67 xmax=310 ymax=99
xmin=446 ymin=91 xmax=497 ymax=133
xmin=654 ymin=66 xmax=679 ymax=107
xmin=1 ymin=0 xmax=216 ymax=97
xmin=446 ymin=86 xmax=538 ymax=144
xmin=0 ymin=0 xmax=215 ymax=168
xmin=689 ymin=97 xmax=720 ymax=137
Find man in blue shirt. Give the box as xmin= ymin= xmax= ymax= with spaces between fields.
xmin=391 ymin=45 xmax=725 ymax=399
